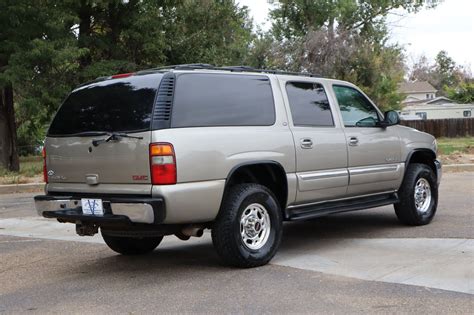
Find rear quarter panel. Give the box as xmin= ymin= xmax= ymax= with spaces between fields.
xmin=152 ymin=75 xmax=296 ymax=223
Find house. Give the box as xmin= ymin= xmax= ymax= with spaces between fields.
xmin=397 ymin=81 xmax=473 ymax=120
xmin=398 ymin=81 xmax=437 ymax=104
xmin=399 ymin=103 xmax=473 ymax=120
xmin=402 ymin=96 xmax=455 ymax=106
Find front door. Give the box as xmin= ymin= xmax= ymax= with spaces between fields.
xmin=332 ymin=85 xmax=404 ymax=196
xmin=283 ymin=80 xmax=348 ymax=204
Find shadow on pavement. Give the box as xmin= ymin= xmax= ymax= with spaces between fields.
xmin=62 ymin=206 xmax=407 ymax=274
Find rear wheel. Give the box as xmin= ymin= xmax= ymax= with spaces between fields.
xmin=212 ymin=184 xmax=283 ymax=268
xmin=395 ymin=163 xmax=438 ymax=225
xmin=101 ymin=230 xmax=163 ymax=255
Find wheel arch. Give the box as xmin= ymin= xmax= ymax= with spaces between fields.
xmin=405 ymin=148 xmax=437 ymax=175
xmin=220 ymin=160 xmax=288 ymax=213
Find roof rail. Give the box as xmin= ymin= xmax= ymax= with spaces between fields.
xmin=147 ymin=64 xmax=321 ymax=78
xmin=89 ymin=64 xmax=322 ymax=84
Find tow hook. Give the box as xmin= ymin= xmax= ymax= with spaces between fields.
xmin=76 ymin=223 xmax=99 ymax=236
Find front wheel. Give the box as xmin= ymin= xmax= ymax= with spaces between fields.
xmin=212 ymin=184 xmax=283 ymax=268
xmin=395 ymin=163 xmax=438 ymax=225
xmin=101 ymin=230 xmax=163 ymax=255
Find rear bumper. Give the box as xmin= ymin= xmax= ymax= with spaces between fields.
xmin=34 ymin=195 xmax=165 ymax=225
xmin=434 ymin=159 xmax=442 ymax=187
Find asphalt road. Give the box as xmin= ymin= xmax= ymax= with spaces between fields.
xmin=0 ymin=172 xmax=473 ymax=314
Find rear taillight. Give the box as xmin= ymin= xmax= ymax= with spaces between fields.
xmin=42 ymin=147 xmax=48 ymax=183
xmin=149 ymin=143 xmax=176 ymax=185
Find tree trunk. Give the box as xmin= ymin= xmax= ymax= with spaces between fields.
xmin=78 ymin=0 xmax=92 ymax=69
xmin=0 ymin=83 xmax=20 ymax=171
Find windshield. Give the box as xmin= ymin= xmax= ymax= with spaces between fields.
xmin=48 ymin=73 xmax=163 ymax=136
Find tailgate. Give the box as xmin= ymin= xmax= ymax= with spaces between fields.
xmin=45 ymin=131 xmax=151 ymax=185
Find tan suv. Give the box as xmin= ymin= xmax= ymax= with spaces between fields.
xmin=35 ymin=64 xmax=442 ymax=267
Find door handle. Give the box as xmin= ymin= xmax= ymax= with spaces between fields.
xmin=300 ymin=138 xmax=313 ymax=149
xmin=348 ymin=136 xmax=359 ymax=146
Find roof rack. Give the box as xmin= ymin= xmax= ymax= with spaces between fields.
xmin=86 ymin=64 xmax=322 ymax=85
xmin=144 ymin=64 xmax=321 ymax=78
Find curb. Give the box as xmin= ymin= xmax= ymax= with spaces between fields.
xmin=443 ymin=163 xmax=474 ymax=172
xmin=0 ymin=183 xmax=44 ymax=195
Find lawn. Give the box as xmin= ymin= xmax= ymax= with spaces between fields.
xmin=437 ymin=137 xmax=474 ymax=155
xmin=0 ymin=156 xmax=43 ymax=184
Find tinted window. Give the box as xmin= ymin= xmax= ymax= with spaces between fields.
xmin=171 ymin=74 xmax=275 ymax=127
xmin=333 ymin=85 xmax=380 ymax=127
xmin=286 ymin=82 xmax=333 ymax=126
xmin=48 ymin=74 xmax=162 ymax=136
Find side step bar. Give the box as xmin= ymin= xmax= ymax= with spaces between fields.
xmin=285 ymin=193 xmax=399 ymax=221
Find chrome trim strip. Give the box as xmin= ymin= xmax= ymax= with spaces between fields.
xmin=299 ymin=168 xmax=348 ymax=181
xmin=287 ymin=190 xmax=396 ymax=209
xmin=349 ymin=163 xmax=402 ymax=175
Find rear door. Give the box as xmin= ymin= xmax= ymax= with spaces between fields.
xmin=331 ymin=84 xmax=403 ymax=196
xmin=45 ymin=73 xmax=163 ymax=192
xmin=282 ymin=79 xmax=348 ymax=204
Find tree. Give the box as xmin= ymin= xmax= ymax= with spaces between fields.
xmin=409 ymin=51 xmax=472 ymax=96
xmin=255 ymin=0 xmax=433 ymax=110
xmin=0 ymin=0 xmax=73 ymax=170
xmin=0 ymin=0 xmax=255 ymax=168
xmin=446 ymin=82 xmax=474 ymax=103
xmin=269 ymin=0 xmax=439 ymax=41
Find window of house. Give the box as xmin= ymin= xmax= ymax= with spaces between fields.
xmin=415 ymin=112 xmax=427 ymax=120
xmin=464 ymin=110 xmax=472 ymax=118
xmin=285 ymin=82 xmax=334 ymax=127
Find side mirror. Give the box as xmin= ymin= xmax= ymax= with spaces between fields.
xmin=378 ymin=110 xmax=400 ymax=128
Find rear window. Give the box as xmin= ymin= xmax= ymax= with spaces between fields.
xmin=48 ymin=74 xmax=162 ymax=136
xmin=171 ymin=73 xmax=275 ymax=127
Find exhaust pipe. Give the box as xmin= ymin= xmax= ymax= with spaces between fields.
xmin=181 ymin=225 xmax=204 ymax=238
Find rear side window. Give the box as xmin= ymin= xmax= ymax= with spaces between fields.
xmin=171 ymin=74 xmax=275 ymax=127
xmin=286 ymin=82 xmax=334 ymax=126
xmin=48 ymin=74 xmax=162 ymax=136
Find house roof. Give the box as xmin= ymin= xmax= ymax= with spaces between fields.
xmin=402 ymin=96 xmax=455 ymax=106
xmin=398 ymin=81 xmax=437 ymax=94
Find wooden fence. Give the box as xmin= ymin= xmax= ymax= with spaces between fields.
xmin=400 ymin=118 xmax=474 ymax=138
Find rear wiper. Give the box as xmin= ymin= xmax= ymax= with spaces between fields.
xmin=72 ymin=131 xmax=109 ymax=137
xmin=92 ymin=132 xmax=143 ymax=147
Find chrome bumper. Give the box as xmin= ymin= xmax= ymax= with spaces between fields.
xmin=434 ymin=159 xmax=442 ymax=186
xmin=34 ymin=195 xmax=165 ymax=224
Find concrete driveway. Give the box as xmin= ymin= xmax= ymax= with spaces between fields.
xmin=0 ymin=172 xmax=472 ymax=314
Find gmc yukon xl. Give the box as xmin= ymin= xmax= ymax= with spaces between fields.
xmin=35 ymin=64 xmax=442 ymax=267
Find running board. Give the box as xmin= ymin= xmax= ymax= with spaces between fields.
xmin=285 ymin=193 xmax=399 ymax=221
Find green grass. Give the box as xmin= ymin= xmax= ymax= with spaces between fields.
xmin=437 ymin=137 xmax=474 ymax=155
xmin=0 ymin=156 xmax=43 ymax=184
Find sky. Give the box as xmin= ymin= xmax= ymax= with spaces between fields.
xmin=237 ymin=0 xmax=474 ymax=72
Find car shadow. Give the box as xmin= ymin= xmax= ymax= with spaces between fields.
xmin=65 ymin=206 xmax=406 ymax=276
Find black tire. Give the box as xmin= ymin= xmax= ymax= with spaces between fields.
xmin=101 ymin=230 xmax=163 ymax=255
xmin=395 ymin=163 xmax=438 ymax=226
xmin=212 ymin=183 xmax=283 ymax=268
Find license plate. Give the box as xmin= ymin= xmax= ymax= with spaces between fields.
xmin=81 ymin=199 xmax=104 ymax=216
